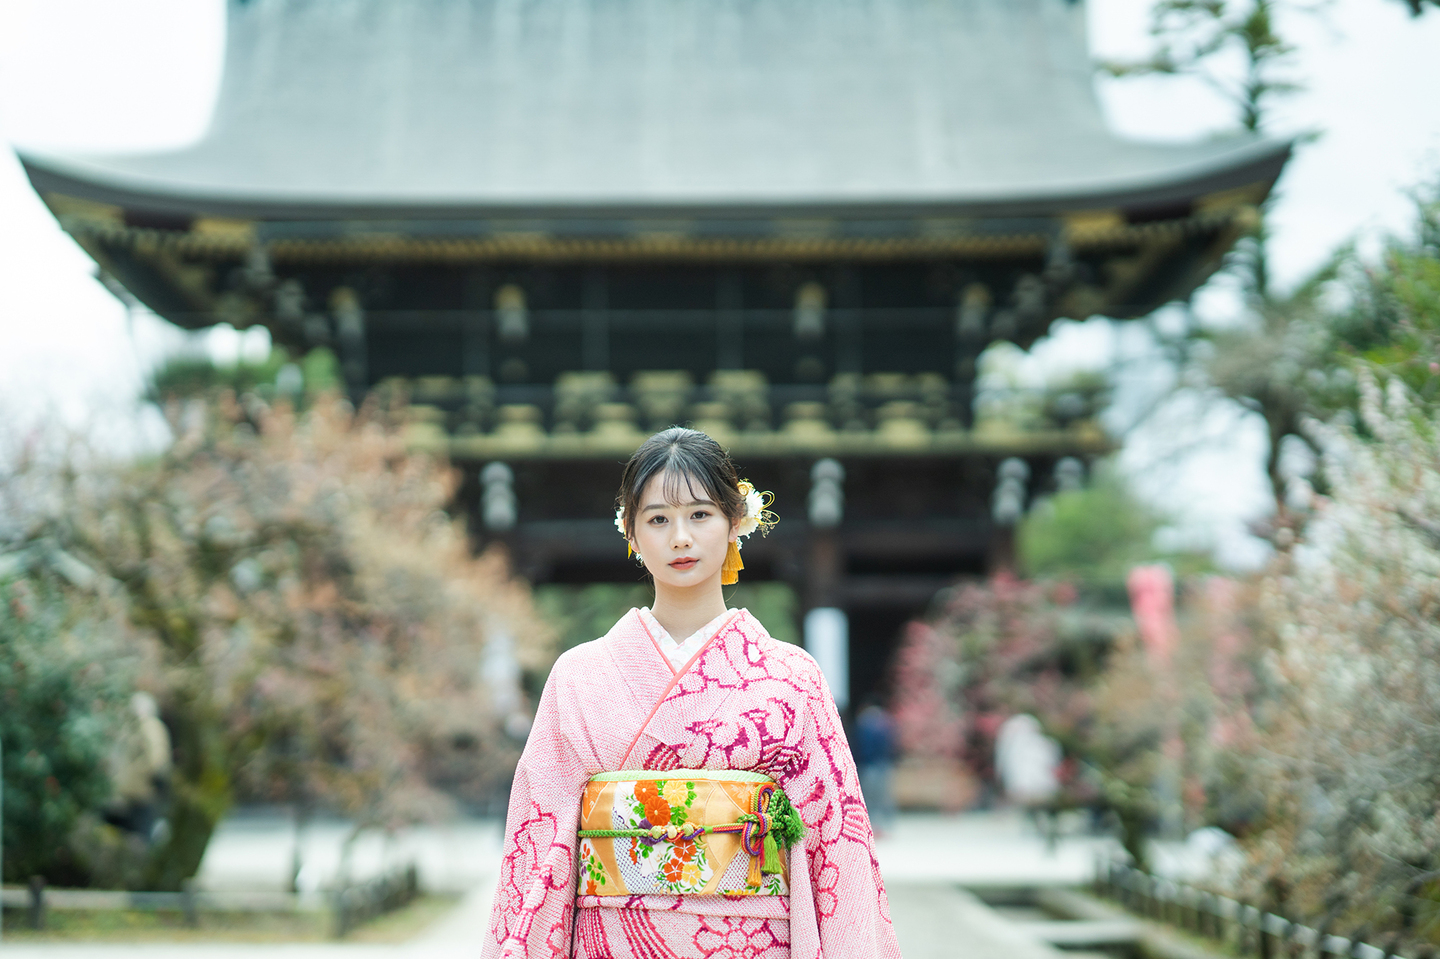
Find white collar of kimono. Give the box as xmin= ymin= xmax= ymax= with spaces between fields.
xmin=638 ymin=607 xmax=738 ymax=672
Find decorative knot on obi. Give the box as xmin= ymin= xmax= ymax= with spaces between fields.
xmin=576 ymin=770 xmax=806 ymax=897
xmin=736 ymin=782 xmax=805 ymax=876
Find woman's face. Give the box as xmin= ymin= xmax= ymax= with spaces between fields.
xmin=630 ymin=470 xmax=738 ymax=591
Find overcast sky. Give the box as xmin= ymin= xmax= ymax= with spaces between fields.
xmin=1 ymin=0 xmax=1438 ymax=566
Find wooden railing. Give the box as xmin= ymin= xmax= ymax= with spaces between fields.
xmin=2 ymin=862 xmax=421 ymax=939
xmin=1095 ymin=859 xmax=1436 ymax=959
xmin=331 ymin=863 xmax=420 ymax=938
xmin=0 ymin=877 xmax=260 ymax=930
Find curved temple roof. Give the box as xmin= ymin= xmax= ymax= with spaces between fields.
xmin=21 ymin=0 xmax=1288 ymax=220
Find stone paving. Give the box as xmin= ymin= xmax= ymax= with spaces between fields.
xmin=1 ymin=810 xmax=1126 ymax=958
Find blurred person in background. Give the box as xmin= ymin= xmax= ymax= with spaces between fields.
xmin=855 ymin=697 xmax=898 ymax=838
xmin=995 ymin=713 xmax=1061 ymax=848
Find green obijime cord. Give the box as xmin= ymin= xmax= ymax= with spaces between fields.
xmin=762 ymin=833 xmax=782 ymax=875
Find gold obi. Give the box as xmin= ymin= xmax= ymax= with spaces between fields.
xmin=576 ymin=769 xmax=804 ymax=898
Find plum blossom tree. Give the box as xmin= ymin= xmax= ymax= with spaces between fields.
xmin=1 ymin=392 xmax=549 ymax=889
xmin=1238 ymin=374 xmax=1440 ymax=941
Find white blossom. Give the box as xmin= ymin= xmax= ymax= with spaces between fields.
xmin=735 ymin=481 xmax=765 ymax=541
xmin=1246 ymin=372 xmax=1440 ymax=929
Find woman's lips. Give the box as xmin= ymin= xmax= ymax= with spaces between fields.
xmin=669 ymin=557 xmax=699 ymax=570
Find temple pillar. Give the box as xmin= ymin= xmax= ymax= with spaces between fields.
xmin=805 ymin=458 xmax=847 ymax=705
xmin=955 ymin=283 xmax=990 ymax=429
xmin=582 ymin=268 xmax=609 ymax=371
xmin=806 ymin=458 xmax=845 ymax=605
xmin=716 ymin=270 xmax=743 ymax=370
xmin=330 ymin=286 xmax=366 ymax=402
xmin=804 ymin=607 xmax=849 ymax=711
xmin=462 ymin=269 xmax=492 ymax=378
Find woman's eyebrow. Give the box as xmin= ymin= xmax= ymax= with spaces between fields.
xmin=641 ymin=499 xmax=714 ymax=512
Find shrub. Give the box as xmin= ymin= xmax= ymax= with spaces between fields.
xmin=0 ymin=566 xmax=130 ymax=884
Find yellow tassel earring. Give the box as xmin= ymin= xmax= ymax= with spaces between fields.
xmin=721 ymin=540 xmax=744 ymax=585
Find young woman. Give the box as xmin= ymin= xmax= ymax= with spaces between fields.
xmin=483 ymin=427 xmax=901 ymax=959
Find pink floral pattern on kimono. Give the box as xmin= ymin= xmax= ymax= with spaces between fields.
xmin=483 ymin=608 xmax=901 ymax=959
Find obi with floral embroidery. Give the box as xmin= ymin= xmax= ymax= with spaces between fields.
xmin=576 ymin=770 xmax=805 ymax=898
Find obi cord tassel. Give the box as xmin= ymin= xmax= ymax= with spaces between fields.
xmin=721 ymin=540 xmax=744 ymax=585
xmin=756 ymin=787 xmax=805 ymax=874
xmin=740 ymin=783 xmax=804 ymax=886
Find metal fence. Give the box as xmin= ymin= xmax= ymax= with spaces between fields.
xmin=1095 ymin=859 xmax=1437 ymax=959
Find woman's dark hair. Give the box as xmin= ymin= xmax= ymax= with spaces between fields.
xmin=616 ymin=428 xmax=744 ymax=540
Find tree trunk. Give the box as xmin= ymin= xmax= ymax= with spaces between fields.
xmin=289 ymin=799 xmax=311 ymax=893
xmin=1265 ymin=407 xmax=1295 ymax=522
xmin=1116 ymin=802 xmax=1151 ymax=873
xmin=143 ymin=697 xmax=232 ymax=891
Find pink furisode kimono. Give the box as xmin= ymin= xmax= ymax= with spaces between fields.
xmin=483 ymin=607 xmax=902 ymax=959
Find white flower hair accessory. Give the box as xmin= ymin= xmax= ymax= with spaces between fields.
xmin=722 ymin=480 xmax=776 ymax=584
xmin=615 ymin=507 xmax=638 ymax=559
xmin=733 ymin=480 xmax=778 ymax=545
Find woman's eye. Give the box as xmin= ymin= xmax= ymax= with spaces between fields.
xmin=648 ymin=515 xmax=666 ymax=525
xmin=692 ymin=510 xmax=710 ymax=520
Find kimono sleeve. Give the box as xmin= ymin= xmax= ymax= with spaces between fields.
xmin=483 ymin=659 xmax=589 ymax=959
xmin=787 ymin=666 xmax=903 ymax=959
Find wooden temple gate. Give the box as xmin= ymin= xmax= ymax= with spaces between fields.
xmin=21 ymin=0 xmax=1289 ymax=709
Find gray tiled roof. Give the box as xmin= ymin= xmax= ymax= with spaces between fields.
xmin=20 ymin=0 xmax=1289 ymax=218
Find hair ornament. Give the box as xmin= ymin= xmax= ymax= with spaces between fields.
xmin=615 ymin=507 xmax=638 ymax=559
xmin=722 ymin=480 xmax=777 ymax=585
xmin=733 ymin=480 xmax=778 ymax=544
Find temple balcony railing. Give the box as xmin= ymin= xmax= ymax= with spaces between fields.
xmin=373 ymin=371 xmax=1111 ymax=461
xmin=360 ymin=307 xmax=972 ymax=331
xmin=354 ymin=305 xmax=1062 ymax=384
